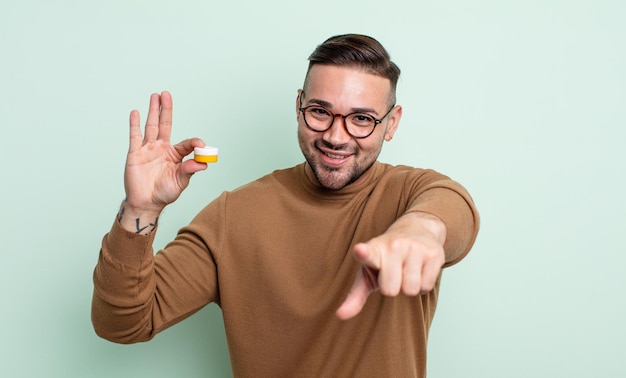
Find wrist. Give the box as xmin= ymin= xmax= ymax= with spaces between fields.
xmin=411 ymin=212 xmax=447 ymax=244
xmin=117 ymin=200 xmax=162 ymax=235
xmin=394 ymin=212 xmax=447 ymax=245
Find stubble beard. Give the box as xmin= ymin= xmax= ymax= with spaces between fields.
xmin=299 ymin=136 xmax=376 ymax=191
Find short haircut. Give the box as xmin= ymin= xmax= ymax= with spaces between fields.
xmin=303 ymin=34 xmax=401 ymax=105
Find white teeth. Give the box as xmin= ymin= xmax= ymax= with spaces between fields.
xmin=326 ymin=153 xmax=345 ymax=159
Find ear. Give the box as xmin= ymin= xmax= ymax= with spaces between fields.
xmin=296 ymin=89 xmax=303 ymax=118
xmin=384 ymin=105 xmax=402 ymax=141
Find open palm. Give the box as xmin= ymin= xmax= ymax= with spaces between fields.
xmin=123 ymin=91 xmax=207 ymax=213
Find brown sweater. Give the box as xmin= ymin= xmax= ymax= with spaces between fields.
xmin=92 ymin=161 xmax=479 ymax=377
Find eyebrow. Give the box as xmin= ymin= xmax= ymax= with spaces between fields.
xmin=306 ymin=98 xmax=380 ymax=116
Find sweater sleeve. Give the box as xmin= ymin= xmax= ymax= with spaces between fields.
xmin=406 ymin=175 xmax=480 ymax=267
xmin=92 ymin=212 xmax=219 ymax=343
xmin=91 ymin=219 xmax=158 ymax=343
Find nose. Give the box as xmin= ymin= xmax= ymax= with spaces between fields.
xmin=323 ymin=115 xmax=351 ymax=144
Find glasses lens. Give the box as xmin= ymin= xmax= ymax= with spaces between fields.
xmin=302 ymin=106 xmax=378 ymax=138
xmin=346 ymin=114 xmax=376 ymax=137
xmin=304 ymin=107 xmax=332 ymax=131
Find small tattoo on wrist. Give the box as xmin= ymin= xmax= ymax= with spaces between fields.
xmin=117 ymin=205 xmax=126 ymax=222
xmin=135 ymin=217 xmax=158 ymax=234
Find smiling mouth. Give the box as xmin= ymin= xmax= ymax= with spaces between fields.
xmin=318 ymin=148 xmax=353 ymax=168
xmin=313 ymin=140 xmax=355 ymax=166
xmin=325 ymin=152 xmax=348 ymax=159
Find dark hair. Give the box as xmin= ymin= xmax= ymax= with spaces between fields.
xmin=303 ymin=34 xmax=401 ymax=104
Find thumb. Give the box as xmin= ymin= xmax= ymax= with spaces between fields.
xmin=353 ymin=242 xmax=382 ymax=269
xmin=175 ymin=159 xmax=208 ymax=191
xmin=336 ymin=266 xmax=379 ymax=320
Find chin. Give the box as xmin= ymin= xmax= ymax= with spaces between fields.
xmin=313 ymin=165 xmax=357 ymax=190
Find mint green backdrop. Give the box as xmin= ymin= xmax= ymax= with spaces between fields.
xmin=2 ymin=1 xmax=624 ymax=377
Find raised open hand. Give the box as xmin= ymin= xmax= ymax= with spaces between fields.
xmin=123 ymin=91 xmax=207 ymax=216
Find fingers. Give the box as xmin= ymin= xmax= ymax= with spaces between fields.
xmin=143 ymin=93 xmax=161 ymax=143
xmin=143 ymin=91 xmax=173 ymax=144
xmin=352 ymin=243 xmax=380 ymax=269
xmin=173 ymin=137 xmax=205 ymax=159
xmin=336 ymin=244 xmax=383 ymax=320
xmin=338 ymin=239 xmax=444 ymax=320
xmin=158 ymin=91 xmax=173 ymax=142
xmin=354 ymin=242 xmax=403 ymax=296
xmin=401 ymin=252 xmax=423 ymax=296
xmin=128 ymin=109 xmax=142 ymax=153
xmin=336 ymin=267 xmax=377 ymax=320
xmin=419 ymin=253 xmax=445 ymax=293
xmin=170 ymin=138 xmax=209 ymax=184
xmin=378 ymin=245 xmax=403 ymax=296
xmin=396 ymin=248 xmax=443 ymax=296
xmin=179 ymin=158 xmax=208 ymax=178
xmin=177 ymin=139 xmax=208 ymax=175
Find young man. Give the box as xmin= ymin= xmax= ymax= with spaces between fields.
xmin=92 ymin=34 xmax=479 ymax=377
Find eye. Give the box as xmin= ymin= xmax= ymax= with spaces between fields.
xmin=349 ymin=113 xmax=375 ymax=126
xmin=307 ymin=107 xmax=331 ymax=119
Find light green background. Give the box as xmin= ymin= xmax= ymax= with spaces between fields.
xmin=2 ymin=0 xmax=624 ymax=377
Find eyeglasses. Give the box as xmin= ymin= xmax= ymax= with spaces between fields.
xmin=299 ymin=94 xmax=395 ymax=139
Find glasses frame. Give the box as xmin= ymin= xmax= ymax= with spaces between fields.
xmin=298 ymin=94 xmax=395 ymax=139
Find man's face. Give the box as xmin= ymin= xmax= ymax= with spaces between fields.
xmin=297 ymin=65 xmax=402 ymax=190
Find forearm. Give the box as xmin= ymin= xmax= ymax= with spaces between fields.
xmin=91 ymin=217 xmax=158 ymax=343
xmin=92 ymin=205 xmax=219 ymax=343
xmin=408 ymin=186 xmax=480 ymax=266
